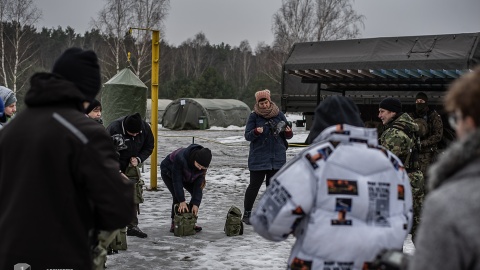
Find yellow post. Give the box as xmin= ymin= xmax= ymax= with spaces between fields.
xmin=150 ymin=30 xmax=160 ymax=190
xmin=129 ymin=27 xmax=160 ymax=190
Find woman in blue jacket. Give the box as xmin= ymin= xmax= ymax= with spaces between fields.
xmin=243 ymin=89 xmax=293 ymax=224
xmin=160 ymin=144 xmax=212 ymax=232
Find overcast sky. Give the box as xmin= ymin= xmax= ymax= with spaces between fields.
xmin=35 ymin=0 xmax=480 ymax=47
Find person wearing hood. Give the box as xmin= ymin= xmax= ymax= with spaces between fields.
xmin=160 ymin=144 xmax=212 ymax=233
xmin=409 ymin=67 xmax=480 ymax=270
xmin=0 ymin=86 xmax=16 ymax=127
xmin=378 ymin=97 xmax=424 ymax=241
xmin=242 ymin=89 xmax=293 ymax=225
xmin=0 ymin=48 xmax=134 ymax=270
xmin=0 ymin=96 xmax=4 ymax=127
xmin=106 ymin=112 xmax=154 ymax=238
xmin=250 ymin=96 xmax=412 ymax=269
xmin=86 ymin=98 xmax=103 ymax=124
xmin=408 ymin=92 xmax=443 ymax=181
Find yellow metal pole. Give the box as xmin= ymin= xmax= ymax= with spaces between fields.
xmin=150 ymin=30 xmax=160 ymax=190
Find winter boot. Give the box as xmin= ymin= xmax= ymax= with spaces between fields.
xmin=127 ymin=225 xmax=148 ymax=238
xmin=242 ymin=211 xmax=252 ymax=225
xmin=194 ymin=225 xmax=203 ymax=232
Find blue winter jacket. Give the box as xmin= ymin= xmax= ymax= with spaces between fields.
xmin=245 ymin=112 xmax=293 ymax=171
xmin=160 ymin=144 xmax=206 ymax=206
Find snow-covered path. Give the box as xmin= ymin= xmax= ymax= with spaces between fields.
xmin=106 ymin=115 xmax=414 ymax=269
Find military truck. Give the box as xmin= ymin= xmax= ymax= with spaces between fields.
xmin=281 ymin=32 xmax=480 ymax=130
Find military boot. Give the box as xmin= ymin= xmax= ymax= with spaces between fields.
xmin=242 ymin=211 xmax=252 ymax=225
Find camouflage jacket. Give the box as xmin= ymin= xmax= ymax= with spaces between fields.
xmin=410 ymin=108 xmax=443 ymax=152
xmin=380 ymin=112 xmax=419 ymax=169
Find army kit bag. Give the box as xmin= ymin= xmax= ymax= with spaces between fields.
xmin=173 ymin=205 xmax=197 ymax=237
xmin=224 ymin=205 xmax=244 ymax=236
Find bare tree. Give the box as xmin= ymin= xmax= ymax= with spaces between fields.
xmin=314 ymin=0 xmax=365 ymax=41
xmin=255 ymin=42 xmax=285 ymax=86
xmin=190 ymin=32 xmax=212 ymax=79
xmin=272 ymin=0 xmax=364 ymax=52
xmin=91 ymin=0 xmax=132 ymax=78
xmin=268 ymin=0 xmax=364 ymax=86
xmin=0 ymin=0 xmax=10 ymax=87
xmin=238 ymin=40 xmax=252 ymax=97
xmin=2 ymin=0 xmax=41 ymax=93
xmin=272 ymin=0 xmax=316 ymax=54
xmin=127 ymin=0 xmax=169 ymax=80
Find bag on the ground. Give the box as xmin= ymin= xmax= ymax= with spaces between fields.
xmin=109 ymin=227 xmax=127 ymax=251
xmin=224 ymin=205 xmax=243 ymax=236
xmin=92 ymin=229 xmax=121 ymax=270
xmin=173 ymin=205 xmax=197 ymax=237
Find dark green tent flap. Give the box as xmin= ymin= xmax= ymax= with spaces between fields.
xmin=146 ymin=99 xmax=172 ymax=124
xmin=101 ymin=68 xmax=148 ymax=127
xmin=162 ymin=98 xmax=251 ymax=130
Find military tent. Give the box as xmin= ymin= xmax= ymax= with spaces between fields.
xmin=146 ymin=99 xmax=172 ymax=124
xmin=101 ymin=68 xmax=148 ymax=127
xmin=162 ymin=98 xmax=250 ymax=130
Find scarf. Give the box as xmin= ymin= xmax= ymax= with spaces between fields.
xmin=254 ymin=101 xmax=280 ymax=119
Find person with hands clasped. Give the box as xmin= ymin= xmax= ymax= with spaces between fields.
xmin=107 ymin=112 xmax=154 ymax=238
xmin=242 ymin=89 xmax=293 ymax=225
xmin=160 ymin=144 xmax=212 ymax=233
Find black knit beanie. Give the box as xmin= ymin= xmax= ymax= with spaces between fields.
xmin=194 ymin=148 xmax=212 ymax=168
xmin=379 ymin=97 xmax=402 ymax=113
xmin=52 ymin=48 xmax=101 ymax=102
xmin=124 ymin=113 xmax=142 ymax=133
xmin=305 ymin=96 xmax=364 ymax=144
xmin=415 ymin=92 xmax=428 ymax=103
xmin=85 ymin=99 xmax=101 ymax=114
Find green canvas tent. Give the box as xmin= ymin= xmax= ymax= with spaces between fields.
xmin=101 ymin=68 xmax=148 ymax=127
xmin=146 ymin=99 xmax=172 ymax=124
xmin=162 ymin=98 xmax=250 ymax=130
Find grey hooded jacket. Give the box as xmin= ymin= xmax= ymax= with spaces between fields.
xmin=409 ymin=128 xmax=480 ymax=270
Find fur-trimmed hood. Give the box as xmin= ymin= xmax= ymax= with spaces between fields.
xmin=428 ymin=128 xmax=480 ymax=191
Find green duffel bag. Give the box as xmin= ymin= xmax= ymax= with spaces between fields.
xmin=173 ymin=205 xmax=197 ymax=237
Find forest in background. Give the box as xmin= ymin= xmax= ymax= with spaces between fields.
xmin=0 ymin=0 xmax=364 ymax=111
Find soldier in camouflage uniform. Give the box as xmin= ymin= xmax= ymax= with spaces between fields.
xmin=378 ymin=97 xmax=424 ymax=241
xmin=409 ymin=92 xmax=443 ymax=184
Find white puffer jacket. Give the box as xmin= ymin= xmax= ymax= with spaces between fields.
xmin=251 ymin=124 xmax=413 ymax=270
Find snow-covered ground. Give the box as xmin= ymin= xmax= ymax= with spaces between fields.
xmin=106 ymin=113 xmax=414 ymax=269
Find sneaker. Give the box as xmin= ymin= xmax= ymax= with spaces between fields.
xmin=242 ymin=211 xmax=252 ymax=225
xmin=127 ymin=226 xmax=148 ymax=238
xmin=194 ymin=225 xmax=202 ymax=232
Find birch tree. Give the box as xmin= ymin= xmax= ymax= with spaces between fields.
xmin=2 ymin=0 xmax=41 ymax=93
xmin=127 ymin=0 xmax=169 ymax=80
xmin=91 ymin=0 xmax=132 ymax=78
xmin=0 ymin=0 xmax=10 ymax=87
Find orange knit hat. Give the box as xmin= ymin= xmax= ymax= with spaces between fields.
xmin=255 ymin=89 xmax=271 ymax=103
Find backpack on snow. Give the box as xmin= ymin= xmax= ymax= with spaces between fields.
xmin=224 ymin=206 xmax=244 ymax=236
xmin=173 ymin=204 xmax=197 ymax=237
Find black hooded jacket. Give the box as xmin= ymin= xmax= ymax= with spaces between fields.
xmin=305 ymin=96 xmax=364 ymax=144
xmin=106 ymin=115 xmax=154 ymax=172
xmin=0 ymin=73 xmax=134 ymax=270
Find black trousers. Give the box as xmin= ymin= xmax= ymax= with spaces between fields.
xmin=243 ymin=169 xmax=278 ymax=212
xmin=161 ymin=171 xmax=195 ymax=219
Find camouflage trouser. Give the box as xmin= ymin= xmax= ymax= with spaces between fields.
xmin=408 ymin=170 xmax=425 ymax=242
xmin=92 ymin=229 xmax=120 ymax=270
xmin=418 ymin=151 xmax=435 ymax=190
